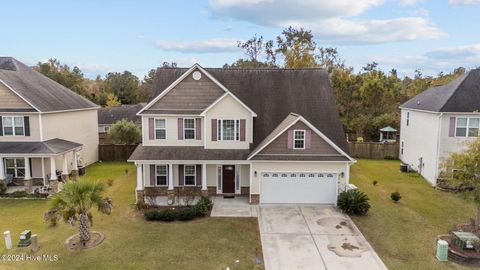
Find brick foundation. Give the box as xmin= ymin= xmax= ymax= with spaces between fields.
xmin=136 ymin=190 xmax=144 ymax=203
xmin=241 ymin=187 xmax=250 ymax=195
xmin=61 ymin=174 xmax=68 ymax=181
xmin=24 ymin=179 xmax=33 ymax=193
xmin=250 ymin=194 xmax=260 ymax=205
xmin=50 ymin=180 xmax=59 ymax=193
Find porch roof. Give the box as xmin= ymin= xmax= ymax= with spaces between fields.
xmin=128 ymin=145 xmax=250 ymax=161
xmin=250 ymin=154 xmax=351 ymax=161
xmin=0 ymin=138 xmax=82 ymax=155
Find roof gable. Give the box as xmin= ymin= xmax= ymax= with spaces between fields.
xmin=0 ymin=81 xmax=33 ymax=110
xmin=0 ymin=57 xmax=98 ymax=112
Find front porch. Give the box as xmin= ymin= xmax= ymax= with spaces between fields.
xmin=0 ymin=139 xmax=83 ymax=194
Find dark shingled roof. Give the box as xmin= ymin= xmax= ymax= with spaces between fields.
xmin=98 ymin=104 xmax=144 ymax=125
xmin=401 ymin=69 xmax=480 ymax=112
xmin=128 ymin=145 xmax=250 ymax=161
xmin=150 ymin=67 xmax=348 ymax=153
xmin=0 ymin=57 xmax=98 ymax=112
xmin=0 ymin=138 xmax=82 ymax=154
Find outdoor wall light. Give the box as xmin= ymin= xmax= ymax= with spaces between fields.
xmin=340 ymin=172 xmax=344 ymax=178
xmin=254 ymin=171 xmax=257 ymax=177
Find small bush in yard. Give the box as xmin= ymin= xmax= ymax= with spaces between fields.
xmin=391 ymin=192 xmax=402 ymax=203
xmin=144 ymin=209 xmax=161 ymax=221
xmin=337 ymin=189 xmax=370 ymax=215
xmin=176 ymin=207 xmax=197 ymax=221
xmin=373 ymin=180 xmax=378 ymax=186
xmin=106 ymin=179 xmax=114 ymax=186
xmin=157 ymin=209 xmax=176 ymax=222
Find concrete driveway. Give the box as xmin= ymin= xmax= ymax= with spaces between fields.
xmin=258 ymin=205 xmax=387 ymax=270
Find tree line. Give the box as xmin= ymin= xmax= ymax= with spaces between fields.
xmin=34 ymin=27 xmax=466 ymax=141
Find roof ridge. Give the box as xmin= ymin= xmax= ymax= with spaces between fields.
xmin=157 ymin=67 xmax=326 ymax=71
xmin=438 ymin=71 xmax=470 ymax=112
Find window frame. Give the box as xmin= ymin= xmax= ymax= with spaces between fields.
xmin=455 ymin=117 xmax=479 ymax=138
xmin=401 ymin=141 xmax=404 ymax=155
xmin=217 ymin=119 xmax=240 ymax=141
xmin=154 ymin=118 xmax=167 ymax=140
xmin=155 ymin=165 xmax=168 ymax=186
xmin=4 ymin=158 xmax=25 ymax=178
xmin=183 ymin=118 xmax=195 ymax=140
xmin=293 ymin=129 xmax=306 ymax=149
xmin=2 ymin=116 xmax=25 ymax=136
xmin=184 ymin=165 xmax=196 ymax=186
xmin=406 ymin=111 xmax=410 ymax=126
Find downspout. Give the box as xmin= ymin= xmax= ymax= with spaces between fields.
xmin=434 ymin=113 xmax=443 ymax=185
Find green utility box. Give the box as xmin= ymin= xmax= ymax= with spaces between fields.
xmin=452 ymin=231 xmax=480 ymax=250
xmin=436 ymin=240 xmax=449 ymax=262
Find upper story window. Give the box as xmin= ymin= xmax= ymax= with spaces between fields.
xmin=406 ymin=112 xmax=410 ymax=126
xmin=217 ymin=119 xmax=240 ymax=141
xmin=2 ymin=116 xmax=24 ymax=136
xmin=184 ymin=165 xmax=196 ymax=186
xmin=184 ymin=118 xmax=195 ymax=139
xmin=155 ymin=119 xmax=166 ymax=139
xmin=293 ymin=130 xmax=305 ymax=149
xmin=456 ymin=117 xmax=479 ymax=137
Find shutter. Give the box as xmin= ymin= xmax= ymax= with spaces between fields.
xmin=449 ymin=117 xmax=456 ymax=137
xmin=148 ymin=118 xmax=154 ymax=140
xmin=195 ymin=118 xmax=201 ymax=140
xmin=24 ymin=116 xmax=30 ymax=136
xmin=178 ymin=118 xmax=184 ymax=140
xmin=178 ymin=165 xmax=184 ymax=186
xmin=240 ymin=119 xmax=246 ymax=141
xmin=287 ymin=130 xmax=293 ymax=149
xmin=196 ymin=165 xmax=202 ymax=186
xmin=305 ymin=130 xmax=312 ymax=149
xmin=0 ymin=117 xmax=2 ymax=136
xmin=149 ymin=165 xmax=155 ymax=186
xmin=211 ymin=119 xmax=217 ymax=141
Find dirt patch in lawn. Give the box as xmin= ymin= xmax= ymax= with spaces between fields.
xmin=65 ymin=231 xmax=105 ymax=250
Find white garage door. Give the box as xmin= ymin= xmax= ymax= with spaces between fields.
xmin=260 ymin=172 xmax=338 ymax=204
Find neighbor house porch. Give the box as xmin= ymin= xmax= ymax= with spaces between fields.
xmin=0 ymin=139 xmax=83 ymax=194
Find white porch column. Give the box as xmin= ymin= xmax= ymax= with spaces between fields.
xmin=50 ymin=157 xmax=57 ymax=180
xmin=168 ymin=163 xmax=174 ymax=190
xmin=0 ymin=157 xmax=5 ymax=180
xmin=136 ymin=164 xmax=143 ymax=191
xmin=62 ymin=154 xmax=68 ymax=178
xmin=41 ymin=157 xmax=46 ymax=186
xmin=24 ymin=157 xmax=31 ymax=180
xmin=202 ymin=163 xmax=207 ymax=190
xmin=72 ymin=150 xmax=78 ymax=171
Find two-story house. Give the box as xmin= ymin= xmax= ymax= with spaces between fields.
xmin=0 ymin=57 xmax=99 ymax=193
xmin=129 ymin=64 xmax=354 ymax=205
xmin=399 ymin=69 xmax=480 ymax=185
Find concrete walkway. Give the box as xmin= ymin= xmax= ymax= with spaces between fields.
xmin=259 ymin=205 xmax=388 ymax=270
xmin=210 ymin=196 xmax=258 ymax=217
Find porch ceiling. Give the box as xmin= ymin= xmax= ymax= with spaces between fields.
xmin=0 ymin=138 xmax=82 ymax=155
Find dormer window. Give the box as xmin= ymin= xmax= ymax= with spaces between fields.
xmin=293 ymin=130 xmax=305 ymax=149
xmin=184 ymin=118 xmax=195 ymax=139
xmin=217 ymin=119 xmax=240 ymax=141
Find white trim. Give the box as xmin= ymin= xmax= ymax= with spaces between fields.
xmin=293 ymin=129 xmax=306 ymax=149
xmin=247 ymin=115 xmax=355 ymax=162
xmin=454 ymin=116 xmax=479 ymax=138
xmin=0 ymin=79 xmax=40 ymax=112
xmin=154 ymin=164 xmax=168 ymax=186
xmin=183 ymin=118 xmax=196 ymax=140
xmin=154 ymin=118 xmax=167 ymax=140
xmin=138 ymin=64 xmax=257 ymax=117
xmin=216 ymin=118 xmax=240 ymax=141
xmin=38 ymin=113 xmax=44 ymax=141
xmin=129 ymin=160 xmax=252 ymax=165
xmin=39 ymin=107 xmax=99 ymax=114
xmin=398 ymin=107 xmax=480 ymax=115
xmin=235 ymin=165 xmax=241 ymax=194
xmin=1 ymin=116 xmax=26 ymax=137
xmin=200 ymin=92 xmax=229 ymax=116
xmin=140 ymin=113 xmax=202 ymax=117
xmin=216 ymin=165 xmax=222 ymax=194
xmin=184 ymin=164 xmax=196 ymax=186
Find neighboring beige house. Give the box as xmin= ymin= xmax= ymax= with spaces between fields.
xmin=129 ymin=64 xmax=355 ymax=204
xmin=0 ymin=57 xmax=99 ymax=193
xmin=399 ymin=69 xmax=480 ymax=185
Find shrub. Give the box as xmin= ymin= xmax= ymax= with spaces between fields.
xmin=106 ymin=179 xmax=114 ymax=186
xmin=337 ymin=189 xmax=370 ymax=215
xmin=391 ymin=192 xmax=402 ymax=203
xmin=0 ymin=183 xmax=6 ymax=194
xmin=373 ymin=180 xmax=378 ymax=186
xmin=144 ymin=209 xmax=161 ymax=221
xmin=194 ymin=196 xmax=213 ymax=217
xmin=9 ymin=190 xmax=28 ymax=198
xmin=176 ymin=207 xmax=197 ymax=221
xmin=157 ymin=209 xmax=176 ymax=222
xmin=136 ymin=200 xmax=148 ymax=210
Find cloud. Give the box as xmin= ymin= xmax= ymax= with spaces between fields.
xmin=399 ymin=0 xmax=424 ymax=6
xmin=449 ymin=0 xmax=480 ymax=5
xmin=209 ymin=0 xmax=444 ymax=44
xmin=425 ymin=44 xmax=480 ymax=60
xmin=155 ymin=38 xmax=240 ymax=53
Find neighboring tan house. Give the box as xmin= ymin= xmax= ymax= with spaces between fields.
xmin=98 ymin=104 xmax=144 ymax=144
xmin=129 ymin=64 xmax=355 ymax=204
xmin=399 ymin=69 xmax=480 ymax=185
xmin=0 ymin=57 xmax=99 ymax=192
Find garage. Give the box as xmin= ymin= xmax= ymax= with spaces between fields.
xmin=260 ymin=172 xmax=338 ymax=204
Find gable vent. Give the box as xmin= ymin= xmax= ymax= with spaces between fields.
xmin=192 ymin=71 xmax=202 ymax=80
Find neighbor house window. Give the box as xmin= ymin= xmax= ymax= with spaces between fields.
xmin=2 ymin=116 xmax=24 ymax=136
xmin=293 ymin=130 xmax=305 ymax=149
xmin=155 ymin=119 xmax=166 ymax=139
xmin=456 ymin=117 xmax=479 ymax=137
xmin=184 ymin=165 xmax=196 ymax=185
xmin=155 ymin=165 xmax=168 ymax=186
xmin=5 ymin=158 xmax=25 ymax=178
xmin=184 ymin=118 xmax=195 ymax=139
xmin=401 ymin=141 xmax=404 ymax=155
xmin=217 ymin=119 xmax=240 ymax=141
xmin=406 ymin=112 xmax=410 ymax=126
xmin=104 ymin=126 xmax=110 ymax=133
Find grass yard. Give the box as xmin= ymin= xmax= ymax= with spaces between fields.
xmin=351 ymin=159 xmax=476 ymax=270
xmin=0 ymin=162 xmax=262 ymax=270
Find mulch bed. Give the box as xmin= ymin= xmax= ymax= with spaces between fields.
xmin=65 ymin=231 xmax=105 ymax=250
xmin=438 ymin=234 xmax=480 ymax=267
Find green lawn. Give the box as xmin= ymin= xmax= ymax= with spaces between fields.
xmin=351 ymin=159 xmax=476 ymax=270
xmin=0 ymin=162 xmax=262 ymax=270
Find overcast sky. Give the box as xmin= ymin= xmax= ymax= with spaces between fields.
xmin=1 ymin=0 xmax=480 ymax=78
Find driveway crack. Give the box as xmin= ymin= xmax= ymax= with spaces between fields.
xmin=299 ymin=206 xmax=329 ymax=270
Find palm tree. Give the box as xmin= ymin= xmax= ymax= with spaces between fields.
xmin=45 ymin=180 xmax=113 ymax=246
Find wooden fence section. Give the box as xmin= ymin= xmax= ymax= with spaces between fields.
xmin=347 ymin=142 xmax=399 ymax=160
xmin=99 ymin=144 xmax=138 ymax=161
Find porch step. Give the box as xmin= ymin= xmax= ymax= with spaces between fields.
xmin=223 ymin=194 xmax=235 ymax=199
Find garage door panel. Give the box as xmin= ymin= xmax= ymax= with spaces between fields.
xmin=261 ymin=172 xmax=337 ymax=204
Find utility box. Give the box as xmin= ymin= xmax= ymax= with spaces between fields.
xmin=436 ymin=240 xmax=448 ymax=262
xmin=18 ymin=230 xmax=31 ymax=247
xmin=452 ymin=231 xmax=480 ymax=250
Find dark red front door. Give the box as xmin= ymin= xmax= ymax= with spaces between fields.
xmin=222 ymin=165 xmax=235 ymax=193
